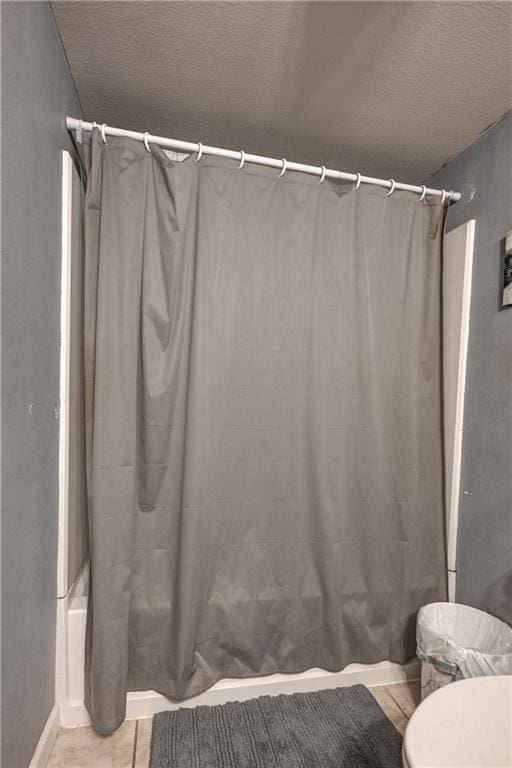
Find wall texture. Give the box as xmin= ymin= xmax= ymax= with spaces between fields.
xmin=1 ymin=3 xmax=82 ymax=766
xmin=429 ymin=113 xmax=512 ymax=625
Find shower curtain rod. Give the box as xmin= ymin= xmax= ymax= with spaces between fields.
xmin=66 ymin=117 xmax=461 ymax=203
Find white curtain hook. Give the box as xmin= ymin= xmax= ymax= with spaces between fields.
xmin=418 ymin=185 xmax=427 ymax=203
xmin=386 ymin=179 xmax=396 ymax=197
xmin=318 ymin=165 xmax=327 ymax=184
xmin=279 ymin=158 xmax=287 ymax=178
xmin=440 ymin=189 xmax=447 ymax=206
xmin=100 ymin=123 xmax=108 ymax=145
xmin=354 ymin=172 xmax=362 ymax=191
xmin=194 ymin=142 xmax=203 ymax=162
xmin=143 ymin=132 xmax=151 ymax=153
xmin=238 ymin=150 xmax=245 ymax=170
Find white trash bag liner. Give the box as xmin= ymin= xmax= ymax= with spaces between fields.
xmin=417 ymin=603 xmax=512 ymax=698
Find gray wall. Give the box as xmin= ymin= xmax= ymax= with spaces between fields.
xmin=1 ymin=3 xmax=82 ymax=766
xmin=429 ymin=113 xmax=512 ymax=626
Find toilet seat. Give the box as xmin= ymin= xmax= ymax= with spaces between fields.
xmin=403 ymin=675 xmax=512 ymax=768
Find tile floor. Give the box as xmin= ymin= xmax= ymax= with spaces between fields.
xmin=47 ymin=681 xmax=421 ymax=767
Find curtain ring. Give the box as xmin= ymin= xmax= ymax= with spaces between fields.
xmin=279 ymin=158 xmax=287 ymax=178
xmin=100 ymin=123 xmax=108 ymax=145
xmin=318 ymin=165 xmax=327 ymax=184
xmin=440 ymin=189 xmax=447 ymax=206
xmin=195 ymin=142 xmax=203 ymax=162
xmin=92 ymin=121 xmax=100 ymax=143
xmin=418 ymin=185 xmax=427 ymax=203
xmin=238 ymin=150 xmax=245 ymax=170
xmin=354 ymin=172 xmax=362 ymax=191
xmin=386 ymin=179 xmax=396 ymax=197
xmin=143 ymin=132 xmax=151 ymax=153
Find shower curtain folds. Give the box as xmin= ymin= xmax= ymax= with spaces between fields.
xmin=83 ymin=128 xmax=447 ymax=734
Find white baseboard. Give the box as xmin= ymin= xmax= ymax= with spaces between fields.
xmin=30 ymin=704 xmax=60 ymax=768
xmin=59 ymin=659 xmax=419 ymax=728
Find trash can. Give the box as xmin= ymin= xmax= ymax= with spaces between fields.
xmin=416 ymin=602 xmax=512 ymax=700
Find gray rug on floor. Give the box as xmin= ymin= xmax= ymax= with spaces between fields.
xmin=150 ymin=684 xmax=403 ymax=767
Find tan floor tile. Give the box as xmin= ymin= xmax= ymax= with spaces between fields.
xmin=47 ymin=685 xmax=418 ymax=767
xmin=386 ymin=681 xmax=421 ymax=718
xmin=47 ymin=720 xmax=136 ymax=768
xmin=133 ymin=718 xmax=152 ymax=768
xmin=370 ymin=686 xmax=409 ymax=735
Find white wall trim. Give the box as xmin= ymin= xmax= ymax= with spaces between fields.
xmin=444 ymin=219 xmax=475 ymax=602
xmin=59 ymin=659 xmax=419 ymax=728
xmin=58 ymin=151 xmax=73 ymax=598
xmin=29 ymin=705 xmax=60 ymax=768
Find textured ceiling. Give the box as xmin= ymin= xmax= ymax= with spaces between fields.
xmin=53 ymin=1 xmax=512 ymax=183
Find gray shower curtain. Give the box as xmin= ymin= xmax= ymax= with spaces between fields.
xmin=83 ymin=129 xmax=447 ymax=734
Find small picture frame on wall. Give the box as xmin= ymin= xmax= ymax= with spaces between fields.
xmin=502 ymin=231 xmax=512 ymax=309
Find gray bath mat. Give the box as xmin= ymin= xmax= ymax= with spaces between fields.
xmin=150 ymin=684 xmax=402 ymax=767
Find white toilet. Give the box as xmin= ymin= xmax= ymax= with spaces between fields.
xmin=402 ymin=675 xmax=512 ymax=767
